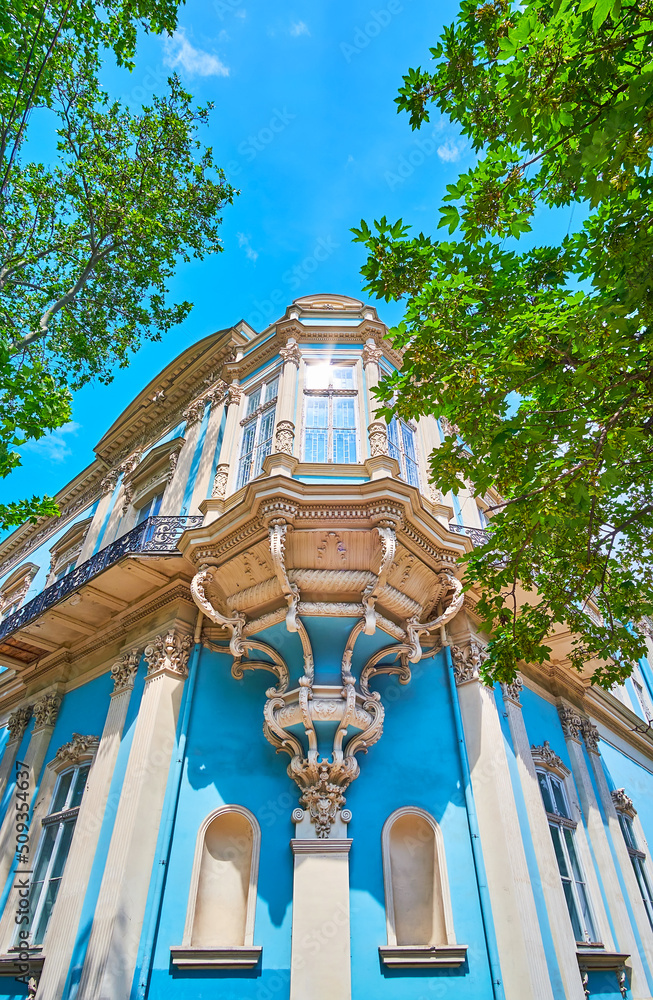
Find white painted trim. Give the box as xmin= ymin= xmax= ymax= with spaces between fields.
xmin=182 ymin=805 xmax=260 ymax=948
xmin=381 ymin=806 xmax=456 ymax=948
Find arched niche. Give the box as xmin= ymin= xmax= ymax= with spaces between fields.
xmin=379 ymin=807 xmax=467 ymax=969
xmin=171 ymin=806 xmax=262 ymax=970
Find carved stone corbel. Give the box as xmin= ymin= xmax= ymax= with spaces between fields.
xmin=190 ymin=565 xmax=246 ymax=657
xmin=361 ymin=524 xmax=396 ymax=634
xmin=268 ymin=519 xmax=300 ymax=632
xmin=406 ymin=570 xmax=464 ymax=662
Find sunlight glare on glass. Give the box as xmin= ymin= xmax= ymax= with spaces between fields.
xmin=306 ymin=363 xmax=332 ymax=390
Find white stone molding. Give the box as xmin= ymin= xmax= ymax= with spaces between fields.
xmin=110 ymin=649 xmax=140 ymax=694
xmin=99 ymin=468 xmax=120 ymax=495
xmin=51 ymin=733 xmax=100 ymax=773
xmin=558 ymin=705 xmax=583 ymax=742
xmin=407 ymin=571 xmax=464 ymax=663
xmin=274 ymin=419 xmax=295 ymax=455
xmin=580 ymin=718 xmax=600 ymax=755
xmin=368 ymin=420 xmax=389 ymax=457
xmin=143 ymin=630 xmax=192 ymax=678
xmin=172 ymin=806 xmax=261 ymax=968
xmin=0 ymin=562 xmax=38 ymax=613
xmin=530 ymin=741 xmax=570 ymax=778
xmin=611 ymin=788 xmax=636 ymax=817
xmin=227 ymin=383 xmax=243 ymax=405
xmin=6 ymin=704 xmax=32 ymax=743
xmin=501 ymin=675 xmax=524 ymax=705
xmin=211 ymin=462 xmax=230 ymax=499
xmin=380 ymin=807 xmax=466 ymax=968
xmin=451 ymin=638 xmax=488 ymax=685
xmin=279 ymin=338 xmax=301 ymax=367
xmin=362 ymin=341 xmax=384 ymax=369
xmin=32 ymin=692 xmax=61 ymax=731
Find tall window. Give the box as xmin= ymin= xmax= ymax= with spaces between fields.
xmin=536 ymin=767 xmax=598 ymax=943
xmin=136 ymin=491 xmax=163 ymax=525
xmin=632 ymin=674 xmax=653 ymax=722
xmin=388 ymin=417 xmax=419 ymax=486
xmin=23 ymin=764 xmax=90 ymax=945
xmin=237 ymin=374 xmax=279 ymax=489
xmin=615 ymin=804 xmax=653 ymax=929
xmin=303 ymin=363 xmax=357 ymax=463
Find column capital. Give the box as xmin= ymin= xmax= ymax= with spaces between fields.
xmin=144 ymin=630 xmax=192 ymax=680
xmin=110 ymin=649 xmax=140 ymax=695
xmin=451 ymin=639 xmax=488 ymax=686
xmin=32 ymin=692 xmax=61 ymax=732
xmin=501 ymin=675 xmax=524 ymax=706
xmin=580 ymin=718 xmax=600 ymax=755
xmin=279 ymin=339 xmax=301 ymax=367
xmin=558 ymin=705 xmax=583 ymax=742
xmin=6 ymin=705 xmax=32 ymax=743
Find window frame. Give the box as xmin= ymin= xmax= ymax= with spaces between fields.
xmin=302 ymin=361 xmax=358 ymax=465
xmin=535 ymin=766 xmax=600 ymax=945
xmin=236 ymin=372 xmax=280 ymax=490
xmin=615 ymin=802 xmax=653 ymax=930
xmin=19 ymin=763 xmax=90 ymax=947
xmin=387 ymin=416 xmax=420 ymax=487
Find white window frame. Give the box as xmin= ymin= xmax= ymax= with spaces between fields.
xmin=237 ymin=372 xmax=280 ymax=489
xmin=387 ymin=416 xmax=420 ymax=487
xmin=616 ymin=807 xmax=653 ymax=930
xmin=536 ymin=767 xmax=599 ymax=944
xmin=19 ymin=763 xmax=90 ymax=946
xmin=302 ymin=361 xmax=358 ymax=464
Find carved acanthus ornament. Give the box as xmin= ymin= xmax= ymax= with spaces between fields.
xmin=211 ymin=463 xmax=230 ymax=499
xmin=99 ymin=469 xmax=120 ymax=495
xmin=407 ymin=571 xmax=464 ymax=663
xmin=274 ymin=420 xmax=295 ymax=455
xmin=451 ymin=639 xmax=488 ymax=685
xmin=119 ymin=452 xmax=142 ymax=514
xmin=269 ymin=519 xmax=300 ymax=632
xmin=367 ymin=420 xmax=389 ymax=457
xmin=53 ymin=733 xmax=99 ymax=769
xmin=362 ymin=523 xmax=396 ymax=634
xmin=227 ymin=383 xmax=243 ymax=406
xmin=362 ymin=341 xmax=384 ymax=368
xmin=611 ymin=788 xmax=636 ymax=817
xmin=7 ymin=705 xmax=32 ymax=742
xmin=501 ymin=675 xmax=523 ymax=705
xmin=32 ymin=693 xmax=61 ymax=730
xmin=531 ymin=741 xmax=570 ymax=777
xmin=144 ymin=631 xmax=192 ymax=678
xmin=580 ymin=718 xmax=600 ymax=754
xmin=110 ymin=650 xmax=140 ymax=693
xmin=558 ymin=706 xmax=583 ymax=742
xmin=279 ymin=339 xmax=301 ymax=367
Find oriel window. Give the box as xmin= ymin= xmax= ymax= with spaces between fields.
xmin=237 ymin=374 xmax=279 ymax=489
xmin=303 ymin=363 xmax=357 ymax=464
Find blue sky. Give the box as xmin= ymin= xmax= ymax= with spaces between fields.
xmin=3 ymin=0 xmax=566 ymax=504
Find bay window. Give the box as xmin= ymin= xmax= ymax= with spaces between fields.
xmin=237 ymin=374 xmax=279 ymax=489
xmin=388 ymin=417 xmax=419 ymax=486
xmin=303 ymin=363 xmax=357 ymax=464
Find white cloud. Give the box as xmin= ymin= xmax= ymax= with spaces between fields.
xmin=22 ymin=423 xmax=81 ymax=464
xmin=163 ymin=30 xmax=229 ymax=77
xmin=234 ymin=8 xmax=246 ymax=17
xmin=290 ymin=20 xmax=310 ymax=36
xmin=437 ymin=141 xmax=464 ymax=163
xmin=237 ymin=232 xmax=258 ymax=262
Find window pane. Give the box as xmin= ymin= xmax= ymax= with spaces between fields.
xmin=333 ymin=429 xmax=356 ymax=464
xmin=33 ymin=826 xmax=57 ymax=885
xmin=619 ymin=813 xmax=636 ymax=850
xmin=562 ymin=879 xmax=584 ymax=941
xmin=388 ymin=418 xmax=401 ymax=463
xmin=332 ymin=366 xmax=354 ymax=389
xmin=246 ymin=387 xmax=261 ymax=415
xmin=33 ymin=879 xmax=61 ymax=945
xmin=305 ymin=364 xmax=330 ymax=390
xmin=305 ymin=430 xmax=327 ymax=463
xmin=50 ymin=820 xmax=75 ymax=880
xmin=551 ymin=777 xmax=570 ymax=819
xmin=51 ymin=772 xmax=74 ymax=815
xmin=401 ymin=423 xmax=417 ymax=462
xmin=70 ymin=765 xmax=90 ymax=809
xmin=333 ymin=398 xmax=355 ymax=428
xmin=574 ymin=879 xmax=597 ymax=942
xmin=265 ymin=376 xmax=279 ymax=402
xmin=252 ymin=409 xmax=275 ymax=478
xmin=549 ymin=823 xmax=570 ymax=878
xmin=563 ymin=827 xmax=584 ymax=883
xmin=538 ymin=772 xmax=554 ymax=814
xmin=306 ymin=397 xmax=329 ymax=428
xmin=237 ymin=422 xmax=257 ymax=489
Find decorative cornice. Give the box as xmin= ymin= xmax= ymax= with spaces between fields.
xmin=451 ymin=639 xmax=488 ymax=685
xmin=559 ymin=705 xmax=583 ymax=742
xmin=580 ymin=718 xmax=600 ymax=754
xmin=32 ymin=693 xmax=61 ymax=730
xmin=611 ymin=788 xmax=636 ymax=817
xmin=110 ymin=649 xmax=140 ymax=693
xmin=144 ymin=630 xmax=192 ymax=678
xmin=6 ymin=705 xmax=32 ymax=742
xmin=531 ymin=740 xmax=570 ymax=777
xmin=53 ymin=732 xmax=99 ymax=770
xmin=501 ymin=675 xmax=524 ymax=706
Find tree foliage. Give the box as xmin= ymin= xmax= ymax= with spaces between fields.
xmin=0 ymin=2 xmax=235 ymax=529
xmin=353 ymin=0 xmax=653 ymax=686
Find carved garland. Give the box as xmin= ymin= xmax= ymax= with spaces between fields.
xmin=53 ymin=733 xmax=99 ymax=770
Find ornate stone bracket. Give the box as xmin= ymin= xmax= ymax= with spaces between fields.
xmin=268 ymin=519 xmax=300 ymax=632
xmin=407 ymin=571 xmax=464 ymax=663
xmin=611 ymin=788 xmax=636 ymax=817
xmin=52 ymin=733 xmax=99 ymax=771
xmin=362 ymin=524 xmax=396 ymax=634
xmin=451 ymin=639 xmax=488 ymax=685
xmin=191 ymin=566 xmax=246 ymax=657
xmin=501 ymin=675 xmax=524 ymax=705
xmin=368 ymin=420 xmax=389 ymax=457
xmin=144 ymin=631 xmax=193 ymax=678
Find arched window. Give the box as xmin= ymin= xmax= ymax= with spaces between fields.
xmin=171 ymin=806 xmax=262 ymax=969
xmin=379 ymin=807 xmax=467 ymax=968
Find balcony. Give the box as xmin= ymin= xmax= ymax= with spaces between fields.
xmin=0 ymin=516 xmax=202 ymax=643
xmin=448 ymin=523 xmax=490 ymax=547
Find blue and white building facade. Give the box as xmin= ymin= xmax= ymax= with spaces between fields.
xmin=0 ymin=293 xmax=651 ymax=1000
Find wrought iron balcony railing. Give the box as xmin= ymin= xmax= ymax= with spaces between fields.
xmin=0 ymin=516 xmax=203 ymax=642
xmin=448 ymin=523 xmax=490 ymax=547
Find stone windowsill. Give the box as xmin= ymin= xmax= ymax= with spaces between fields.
xmin=576 ymin=949 xmax=630 ymax=971
xmin=379 ymin=944 xmax=468 ymax=968
xmin=170 ymin=946 xmax=262 ymax=969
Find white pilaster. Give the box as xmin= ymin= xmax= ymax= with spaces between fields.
xmin=0 ymin=707 xmax=32 ymax=801
xmin=190 ymin=397 xmax=227 ymax=510
xmin=454 ymin=645 xmax=554 ymax=1000
xmin=214 ymin=383 xmax=244 ymax=499
xmin=76 ymin=632 xmax=190 ymax=1000
xmin=36 ymin=653 xmax=140 ymax=1000
xmin=502 ymin=684 xmax=586 ymax=999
